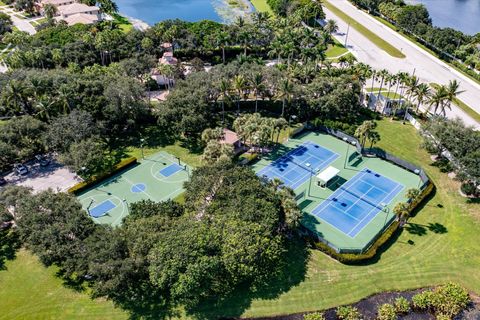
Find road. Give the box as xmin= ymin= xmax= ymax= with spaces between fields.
xmin=324 ymin=0 xmax=480 ymax=129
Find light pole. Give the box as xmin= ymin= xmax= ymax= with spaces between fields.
xmin=140 ymin=138 xmax=145 ymax=159
xmin=175 ymin=156 xmax=181 ymax=165
xmin=343 ymin=137 xmax=349 ymax=168
xmin=344 ymin=23 xmax=350 ymax=47
xmin=288 ymin=114 xmax=297 ymax=140
xmin=123 ymin=198 xmax=129 ymax=215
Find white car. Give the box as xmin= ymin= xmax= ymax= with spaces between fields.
xmin=14 ymin=163 xmax=28 ymax=175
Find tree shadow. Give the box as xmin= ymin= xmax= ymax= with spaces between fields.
xmin=186 ymin=237 xmax=310 ymax=319
xmin=427 ymin=222 xmax=447 ymax=234
xmin=0 ymin=228 xmax=20 ymax=270
xmin=405 ymin=223 xmax=427 ymax=236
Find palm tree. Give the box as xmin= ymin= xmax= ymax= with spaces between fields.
xmin=444 ymin=79 xmax=465 ymax=112
xmin=273 ymin=117 xmax=288 ymax=143
xmin=405 ymin=188 xmax=420 ymax=202
xmin=97 ymin=0 xmax=118 ymax=14
xmin=354 ymin=120 xmax=376 ymax=148
xmin=367 ymin=131 xmax=380 ymax=149
xmin=325 ymin=19 xmax=339 ymax=35
xmin=219 ymin=79 xmax=231 ymax=125
xmin=277 ymin=78 xmax=294 ymax=117
xmin=414 ymin=83 xmax=431 ymax=113
xmin=1 ymin=80 xmax=31 ymax=115
xmin=428 ymin=85 xmax=448 ymax=115
xmin=232 ymin=74 xmax=247 ymax=115
xmin=215 ymin=31 xmax=230 ymax=64
xmin=43 ymin=3 xmax=58 ymax=19
xmin=393 ymin=202 xmax=410 ymax=226
xmin=376 ymin=69 xmax=390 ymax=101
xmin=249 ymin=73 xmax=265 ymax=113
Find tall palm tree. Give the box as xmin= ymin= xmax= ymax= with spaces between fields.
xmin=277 ymin=78 xmax=294 ymax=117
xmin=232 ymin=74 xmax=247 ymax=115
xmin=414 ymin=83 xmax=431 ymax=113
xmin=376 ymin=69 xmax=390 ymax=101
xmin=393 ymin=202 xmax=410 ymax=226
xmin=428 ymin=85 xmax=448 ymax=115
xmin=354 ymin=120 xmax=376 ymax=148
xmin=216 ymin=30 xmax=230 ymax=64
xmin=249 ymin=73 xmax=265 ymax=113
xmin=43 ymin=3 xmax=58 ymax=19
xmin=219 ymin=79 xmax=231 ymax=125
xmin=325 ymin=19 xmax=339 ymax=35
xmin=444 ymin=79 xmax=465 ymax=112
xmin=1 ymin=80 xmax=31 ymax=115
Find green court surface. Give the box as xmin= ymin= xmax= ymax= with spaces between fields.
xmin=77 ymin=152 xmax=190 ymax=226
xmin=252 ymin=131 xmax=422 ymax=252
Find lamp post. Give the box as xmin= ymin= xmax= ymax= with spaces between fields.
xmin=288 ymin=114 xmax=297 ymax=141
xmin=140 ymin=138 xmax=145 ymax=159
xmin=175 ymin=156 xmax=181 ymax=165
xmin=123 ymin=198 xmax=129 ymax=215
xmin=343 ymin=137 xmax=349 ymax=168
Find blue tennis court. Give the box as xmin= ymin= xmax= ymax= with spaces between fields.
xmin=312 ymin=168 xmax=404 ymax=237
xmin=89 ymin=199 xmax=116 ymax=218
xmin=257 ymin=141 xmax=339 ymax=190
xmin=159 ymin=163 xmax=183 ymax=177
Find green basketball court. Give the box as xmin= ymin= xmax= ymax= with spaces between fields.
xmin=252 ymin=131 xmax=423 ymax=252
xmin=76 ymin=151 xmax=190 ymax=226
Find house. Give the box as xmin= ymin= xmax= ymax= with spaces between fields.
xmin=161 ymin=42 xmax=173 ymax=52
xmin=57 ymin=3 xmax=100 ymax=18
xmin=151 ymin=52 xmax=178 ymax=86
xmin=367 ymin=92 xmax=405 ymax=115
xmin=40 ymin=0 xmax=102 ymax=26
xmin=41 ymin=0 xmax=75 ymax=7
xmin=59 ymin=13 xmax=100 ymax=25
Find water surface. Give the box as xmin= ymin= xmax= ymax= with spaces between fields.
xmin=408 ymin=0 xmax=480 ymax=35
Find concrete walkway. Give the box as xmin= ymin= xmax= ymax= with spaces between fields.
xmin=0 ymin=5 xmax=36 ymax=34
xmin=324 ymin=0 xmax=479 ymax=129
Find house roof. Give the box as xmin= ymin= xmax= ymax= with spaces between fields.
xmin=41 ymin=0 xmax=73 ymax=6
xmin=220 ymin=128 xmax=240 ymax=145
xmin=57 ymin=13 xmax=99 ymax=25
xmin=161 ymin=42 xmax=172 ymax=48
xmin=58 ymin=3 xmax=99 ymax=15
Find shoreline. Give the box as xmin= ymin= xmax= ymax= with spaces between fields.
xmin=122 ymin=13 xmax=150 ymax=30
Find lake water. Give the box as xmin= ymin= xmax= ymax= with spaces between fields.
xmin=116 ymin=0 xmax=255 ymax=26
xmin=408 ymin=0 xmax=480 ymax=35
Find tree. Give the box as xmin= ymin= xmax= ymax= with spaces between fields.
xmin=97 ymin=0 xmax=118 ymax=14
xmin=0 ymin=13 xmax=13 ymax=37
xmin=15 ymin=190 xmax=97 ymax=276
xmin=232 ymin=74 xmax=247 ymax=115
xmin=0 ymin=116 xmax=45 ymax=163
xmin=354 ymin=120 xmax=377 ymax=148
xmin=249 ymin=73 xmax=265 ymax=113
xmin=59 ymin=136 xmax=109 ymax=177
xmin=444 ymin=79 xmax=464 ymax=113
xmin=405 ymin=188 xmax=420 ymax=201
xmin=414 ymin=83 xmax=431 ymax=113
xmin=428 ymin=85 xmax=448 ymax=115
xmin=43 ymin=3 xmax=58 ymax=20
xmin=376 ymin=69 xmax=390 ymax=101
xmin=202 ymin=140 xmax=234 ymax=164
xmin=14 ymin=0 xmax=35 ymax=15
xmin=324 ymin=19 xmax=338 ymax=35
xmin=277 ymin=78 xmax=295 ymax=117
xmin=0 ymin=185 xmax=33 ymax=227
xmin=393 ymin=202 xmax=410 ymax=226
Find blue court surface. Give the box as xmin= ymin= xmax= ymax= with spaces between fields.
xmin=159 ymin=163 xmax=183 ymax=177
xmin=257 ymin=141 xmax=339 ymax=190
xmin=312 ymin=168 xmax=404 ymax=237
xmin=89 ymin=200 xmax=116 ymax=218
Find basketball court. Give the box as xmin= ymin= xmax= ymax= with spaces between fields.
xmin=76 ymin=151 xmax=190 ymax=226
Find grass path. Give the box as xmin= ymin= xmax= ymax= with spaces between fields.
xmin=323 ymin=0 xmax=405 ymax=59
xmin=0 ymin=121 xmax=479 ymax=319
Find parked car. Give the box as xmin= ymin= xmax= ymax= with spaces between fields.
xmin=35 ymin=154 xmax=50 ymax=167
xmin=0 ymin=177 xmax=6 ymax=186
xmin=14 ymin=163 xmax=28 ymax=175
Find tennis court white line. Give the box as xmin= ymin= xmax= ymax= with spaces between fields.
xmin=347 ymin=183 xmax=404 ymax=237
xmin=342 ymin=185 xmax=376 ymax=220
xmin=286 ymin=150 xmax=340 ymax=188
xmin=356 ymin=177 xmax=394 ymax=194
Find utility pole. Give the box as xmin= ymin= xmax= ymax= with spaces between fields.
xmin=344 ymin=23 xmax=350 ymax=47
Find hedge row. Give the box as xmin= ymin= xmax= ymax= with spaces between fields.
xmin=67 ymin=157 xmax=138 ymax=195
xmin=311 ymin=180 xmax=434 ymax=263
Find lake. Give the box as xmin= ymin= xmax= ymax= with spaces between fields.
xmin=408 ymin=0 xmax=480 ymax=35
xmin=116 ymin=0 xmax=255 ymax=26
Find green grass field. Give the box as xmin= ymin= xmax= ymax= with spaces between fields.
xmin=323 ymin=0 xmax=405 ymax=59
xmin=0 ymin=120 xmax=479 ymax=319
xmin=249 ymin=0 xmax=273 ymax=14
xmin=326 ymin=38 xmax=349 ymax=58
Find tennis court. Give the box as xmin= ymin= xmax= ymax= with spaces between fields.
xmin=257 ymin=141 xmax=339 ymax=189
xmin=311 ymin=168 xmax=403 ymax=238
xmin=77 ymin=151 xmax=190 ymax=226
xmin=253 ymin=131 xmax=422 ymax=251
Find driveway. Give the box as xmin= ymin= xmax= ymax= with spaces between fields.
xmin=0 ymin=6 xmax=36 ymax=35
xmin=324 ymin=0 xmax=480 ymax=129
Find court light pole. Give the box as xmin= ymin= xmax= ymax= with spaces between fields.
xmin=175 ymin=156 xmax=181 ymax=165
xmin=288 ymin=115 xmax=297 ymax=141
xmin=140 ymin=138 xmax=145 ymax=159
xmin=123 ymin=198 xmax=129 ymax=214
xmin=343 ymin=137 xmax=349 ymax=169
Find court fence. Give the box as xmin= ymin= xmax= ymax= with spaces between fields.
xmin=67 ymin=157 xmax=138 ymax=195
xmin=299 ymin=125 xmax=434 ymax=262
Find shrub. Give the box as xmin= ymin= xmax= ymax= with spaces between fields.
xmin=336 ymin=306 xmax=362 ymax=320
xmin=412 ymin=283 xmax=470 ymax=319
xmin=238 ymin=152 xmax=258 ymax=164
xmin=412 ymin=290 xmax=436 ymax=310
xmin=393 ymin=297 xmax=410 ymax=314
xmin=377 ymin=303 xmax=397 ymax=320
xmin=67 ymin=157 xmax=137 ymax=194
xmin=461 ymin=181 xmax=478 ymax=196
xmin=432 ymin=157 xmax=453 ymax=173
xmin=304 ymin=311 xmax=325 ymax=320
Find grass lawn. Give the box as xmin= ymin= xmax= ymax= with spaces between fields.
xmin=0 ymin=249 xmax=127 ymax=320
xmin=0 ymin=1 xmax=6 ymax=5
xmin=326 ymin=38 xmax=349 ymax=58
xmin=112 ymin=13 xmax=133 ymax=33
xmin=1 ymin=120 xmax=479 ymax=319
xmin=323 ymin=0 xmax=405 ymax=59
xmin=127 ymin=141 xmax=203 ymax=168
xmin=430 ymin=83 xmax=480 ymax=123
xmin=366 ymin=88 xmax=403 ymax=100
xmin=249 ymin=0 xmax=273 ymax=14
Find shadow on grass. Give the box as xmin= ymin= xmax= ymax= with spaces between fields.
xmin=185 ymin=237 xmax=310 ymax=319
xmin=0 ymin=228 xmax=20 ymax=270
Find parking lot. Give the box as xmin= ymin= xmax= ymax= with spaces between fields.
xmin=2 ymin=158 xmax=81 ymax=193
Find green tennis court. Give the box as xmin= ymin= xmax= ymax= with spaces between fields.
xmin=76 ymin=151 xmax=190 ymax=226
xmin=253 ymin=131 xmax=423 ymax=252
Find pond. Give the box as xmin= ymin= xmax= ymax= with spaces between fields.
xmin=116 ymin=0 xmax=255 ymax=26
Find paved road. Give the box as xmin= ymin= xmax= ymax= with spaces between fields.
xmin=324 ymin=0 xmax=480 ymax=129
